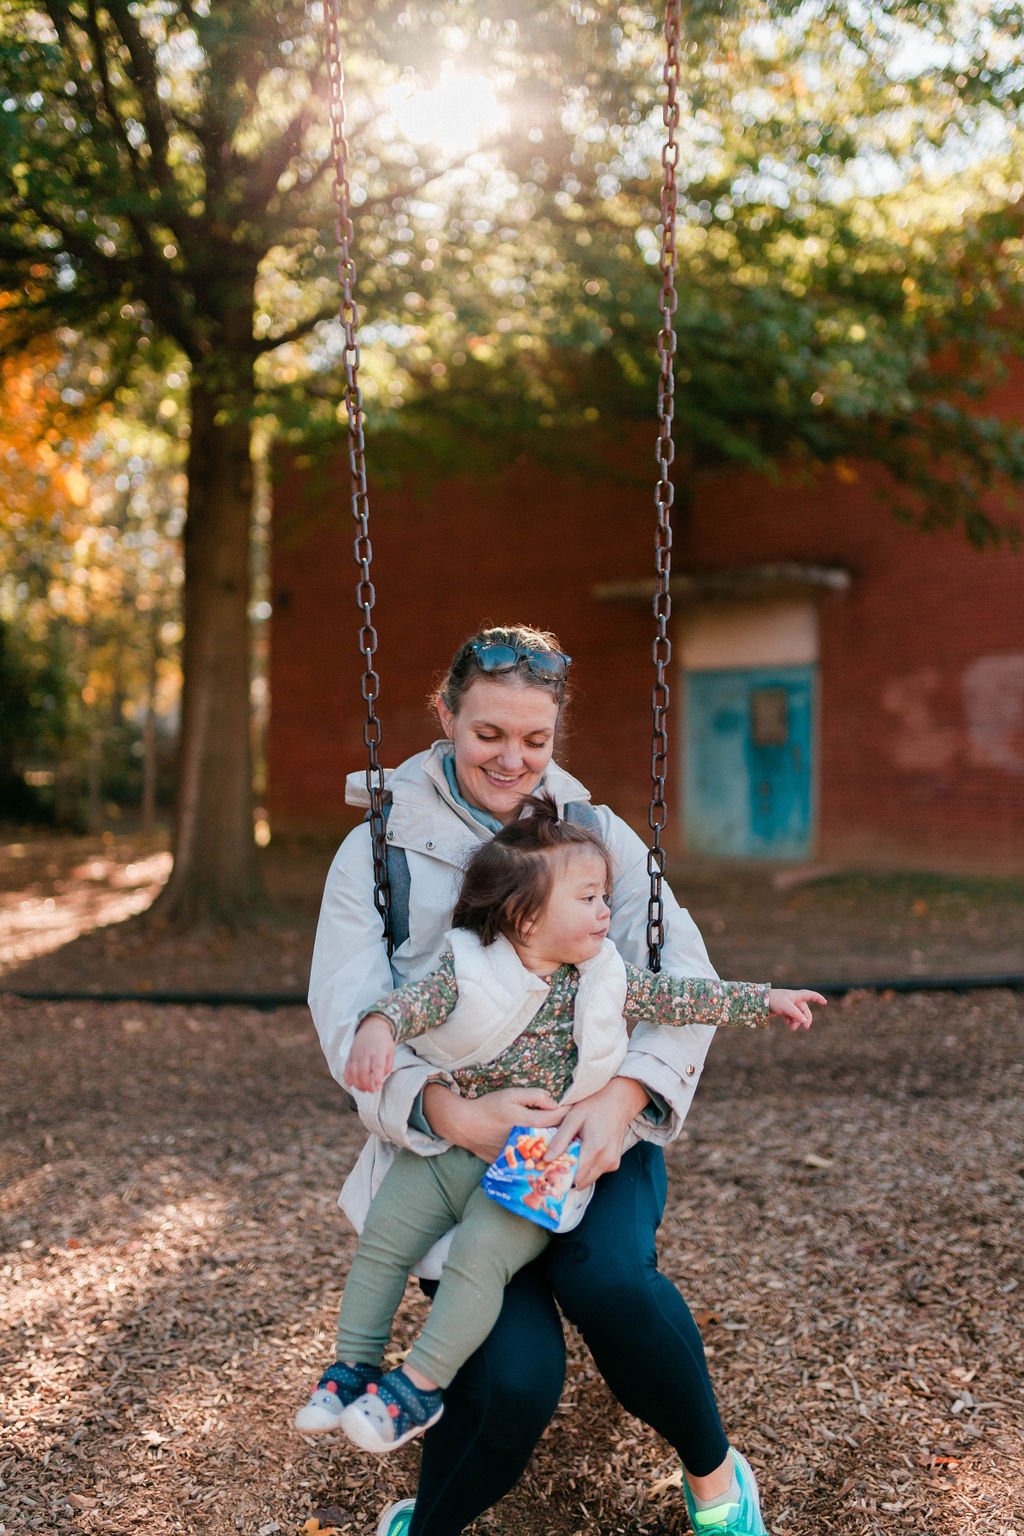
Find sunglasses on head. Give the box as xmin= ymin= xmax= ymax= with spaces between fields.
xmin=470 ymin=641 xmax=572 ymax=683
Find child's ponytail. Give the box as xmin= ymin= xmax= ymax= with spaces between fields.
xmin=452 ymin=792 xmax=612 ymax=946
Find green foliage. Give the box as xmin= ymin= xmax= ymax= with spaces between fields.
xmin=1 ymin=1 xmax=1022 ymax=547
xmin=269 ymin=2 xmax=1024 ymax=544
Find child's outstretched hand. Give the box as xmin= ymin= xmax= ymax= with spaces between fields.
xmin=767 ymin=988 xmax=827 ymax=1030
xmin=344 ymin=1013 xmax=395 ymax=1091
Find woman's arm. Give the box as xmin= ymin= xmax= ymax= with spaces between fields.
xmin=308 ymin=824 xmax=452 ymax=1152
xmin=422 ymin=1082 xmax=566 ymax=1163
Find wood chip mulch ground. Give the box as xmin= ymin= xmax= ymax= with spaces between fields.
xmin=3 ymin=830 xmax=1024 ymax=999
xmin=2 ymin=982 xmax=1022 ymax=1536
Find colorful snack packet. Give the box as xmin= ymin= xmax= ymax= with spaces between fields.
xmin=482 ymin=1125 xmax=592 ymax=1233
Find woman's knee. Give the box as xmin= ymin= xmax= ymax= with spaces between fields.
xmin=449 ymin=1323 xmax=564 ymax=1445
xmin=547 ymin=1147 xmax=667 ymax=1326
xmin=551 ymin=1239 xmax=662 ymax=1330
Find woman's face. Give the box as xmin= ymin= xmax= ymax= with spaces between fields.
xmin=437 ymin=677 xmax=559 ymax=823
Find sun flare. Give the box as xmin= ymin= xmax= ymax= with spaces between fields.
xmin=384 ymin=66 xmax=506 ymax=156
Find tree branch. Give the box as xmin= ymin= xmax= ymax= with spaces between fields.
xmin=239 ymin=101 xmax=316 ymax=218
xmin=252 ymin=302 xmax=340 ymax=355
xmin=105 ymin=0 xmax=174 ymax=184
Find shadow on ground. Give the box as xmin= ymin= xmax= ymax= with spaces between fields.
xmin=1 ymin=987 xmax=1022 ymax=1535
xmin=3 ymin=829 xmax=1023 ymax=998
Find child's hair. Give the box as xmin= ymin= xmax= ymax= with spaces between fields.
xmin=452 ymin=793 xmax=612 ymax=947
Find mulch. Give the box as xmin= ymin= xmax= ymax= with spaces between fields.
xmin=2 ymin=986 xmax=1022 ymax=1536
xmin=1 ymin=830 xmax=1022 ymax=1535
xmin=3 ymin=830 xmax=1023 ymax=999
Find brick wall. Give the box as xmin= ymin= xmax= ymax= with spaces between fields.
xmin=269 ymin=440 xmax=663 ymax=839
xmin=270 ymin=392 xmax=1023 ymax=869
xmin=684 ymin=461 xmax=1024 ymax=867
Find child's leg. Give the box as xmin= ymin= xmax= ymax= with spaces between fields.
xmin=406 ymin=1185 xmax=551 ymax=1389
xmin=336 ymin=1147 xmax=489 ymax=1366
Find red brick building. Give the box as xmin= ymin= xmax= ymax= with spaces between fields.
xmin=269 ymin=379 xmax=1024 ymax=871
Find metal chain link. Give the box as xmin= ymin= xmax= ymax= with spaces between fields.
xmin=325 ymin=0 xmax=392 ymax=951
xmin=647 ymin=0 xmax=682 ymax=971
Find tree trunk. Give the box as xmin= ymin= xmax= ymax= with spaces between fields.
xmin=158 ymin=369 xmax=262 ymax=924
xmin=141 ymin=609 xmax=159 ymax=837
xmin=86 ymin=728 xmax=102 ymax=834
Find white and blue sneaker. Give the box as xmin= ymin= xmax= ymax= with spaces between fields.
xmin=340 ymin=1367 xmax=444 ymax=1453
xmin=683 ymin=1448 xmax=767 ymax=1536
xmin=294 ymin=1360 xmax=381 ymax=1434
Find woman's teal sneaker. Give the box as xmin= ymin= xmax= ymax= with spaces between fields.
xmin=375 ymin=1499 xmax=415 ymax=1536
xmin=683 ymin=1449 xmax=767 ymax=1535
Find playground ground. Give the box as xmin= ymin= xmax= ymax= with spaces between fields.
xmin=1 ymin=830 xmax=1022 ymax=1536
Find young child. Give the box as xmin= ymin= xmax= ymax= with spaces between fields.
xmin=295 ymin=795 xmax=825 ymax=1453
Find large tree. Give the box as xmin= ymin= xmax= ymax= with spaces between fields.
xmin=0 ymin=1 xmax=342 ymax=917
xmin=1 ymin=1 xmax=1021 ymax=920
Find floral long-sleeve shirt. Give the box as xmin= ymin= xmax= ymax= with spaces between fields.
xmin=362 ymin=956 xmax=770 ymax=1103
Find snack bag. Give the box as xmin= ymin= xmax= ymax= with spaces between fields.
xmin=482 ymin=1125 xmax=593 ymax=1233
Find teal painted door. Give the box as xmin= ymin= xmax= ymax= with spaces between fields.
xmin=685 ymin=666 xmax=815 ymax=858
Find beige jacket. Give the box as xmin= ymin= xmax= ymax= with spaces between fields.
xmin=309 ymin=742 xmax=718 ymax=1154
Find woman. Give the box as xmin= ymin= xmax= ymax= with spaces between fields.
xmin=308 ymin=624 xmax=767 ymax=1536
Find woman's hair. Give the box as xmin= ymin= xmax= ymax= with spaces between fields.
xmin=452 ymin=793 xmax=612 ymax=947
xmin=436 ymin=622 xmax=573 ymax=717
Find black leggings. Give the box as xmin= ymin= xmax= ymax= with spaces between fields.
xmin=408 ymin=1141 xmax=728 ymax=1536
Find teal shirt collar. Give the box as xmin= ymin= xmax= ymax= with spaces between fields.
xmin=442 ymin=751 xmax=505 ymax=835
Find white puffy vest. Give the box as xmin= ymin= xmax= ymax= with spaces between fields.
xmin=406 ymin=928 xmax=630 ymax=1104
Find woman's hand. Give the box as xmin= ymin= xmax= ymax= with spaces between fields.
xmin=767 ymin=988 xmax=828 ymax=1031
xmin=545 ymin=1076 xmax=650 ymax=1189
xmin=422 ymin=1083 xmax=566 ymax=1163
xmin=344 ymin=1014 xmax=395 ymax=1092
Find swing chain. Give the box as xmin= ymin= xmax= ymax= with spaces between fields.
xmin=325 ymin=0 xmax=392 ymax=951
xmin=647 ymin=0 xmax=681 ymax=972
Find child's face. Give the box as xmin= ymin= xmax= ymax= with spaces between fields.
xmin=518 ymin=848 xmax=611 ymax=971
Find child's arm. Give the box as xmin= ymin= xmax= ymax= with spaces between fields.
xmin=622 ymin=965 xmax=826 ymax=1033
xmin=342 ymin=953 xmax=459 ymax=1092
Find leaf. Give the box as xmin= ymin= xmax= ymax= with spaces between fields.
xmin=306 ymin=1510 xmax=347 ymax=1534
xmin=648 ymin=1468 xmax=683 ymax=1498
xmin=692 ymin=1309 xmax=721 ymax=1328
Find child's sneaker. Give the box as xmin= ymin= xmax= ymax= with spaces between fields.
xmin=683 ymin=1449 xmax=767 ymax=1535
xmin=340 ymin=1367 xmax=444 ymax=1453
xmin=294 ymin=1360 xmax=381 ymax=1434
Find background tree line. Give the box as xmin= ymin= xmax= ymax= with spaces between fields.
xmin=0 ymin=0 xmax=1021 ymax=920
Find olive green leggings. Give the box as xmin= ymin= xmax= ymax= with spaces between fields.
xmin=336 ymin=1146 xmax=550 ymax=1388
